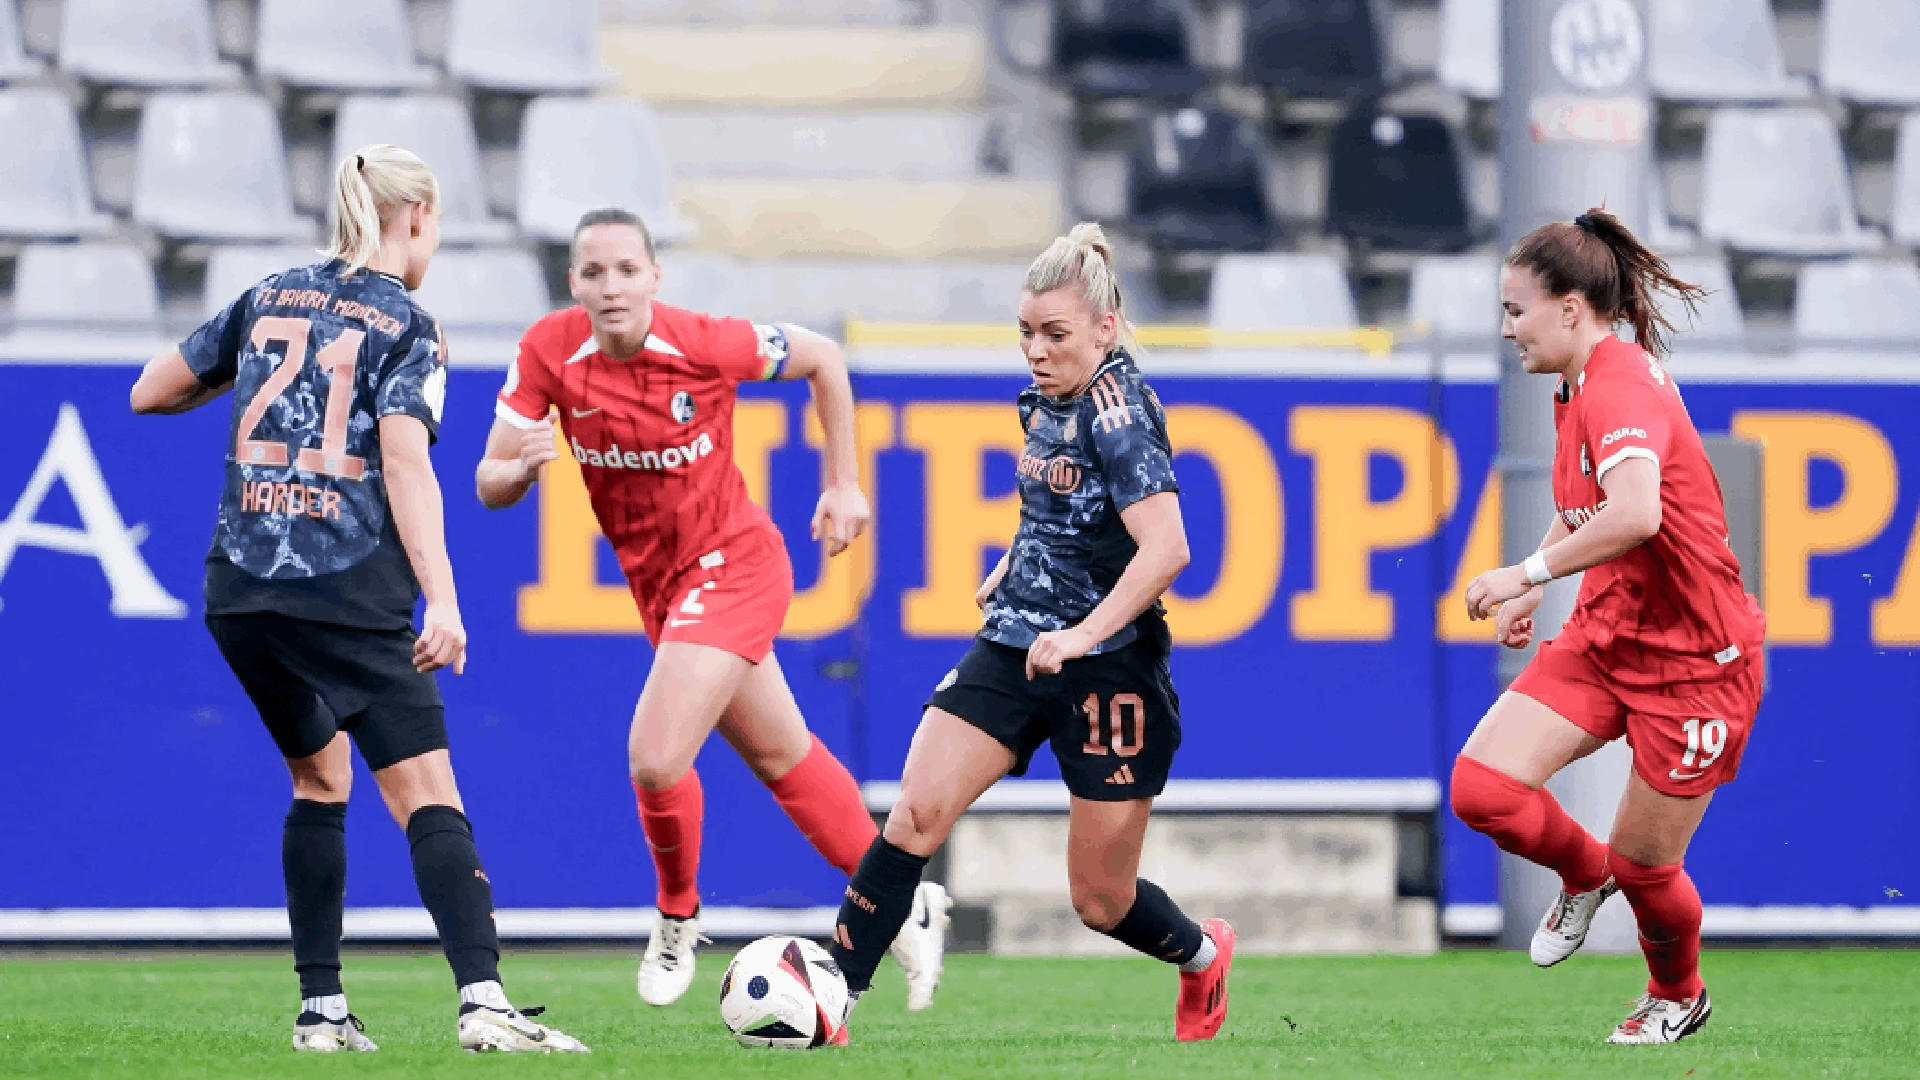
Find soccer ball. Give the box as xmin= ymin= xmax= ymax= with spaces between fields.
xmin=718 ymin=935 xmax=849 ymax=1049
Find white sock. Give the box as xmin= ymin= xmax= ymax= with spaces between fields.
xmin=302 ymin=994 xmax=348 ymax=1022
xmin=459 ymin=980 xmax=512 ymax=1012
xmin=1179 ymin=933 xmax=1217 ymax=974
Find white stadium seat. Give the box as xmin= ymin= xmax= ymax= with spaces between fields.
xmin=1 ymin=0 xmax=45 ymax=81
xmin=1209 ymin=254 xmax=1357 ymax=331
xmin=14 ymin=243 xmax=160 ymax=328
xmin=333 ymin=95 xmax=512 ymax=244
xmin=1659 ymin=256 xmax=1745 ymax=344
xmin=0 ymin=89 xmax=112 ymax=239
xmin=1890 ymin=112 xmax=1920 ymax=248
xmin=1820 ymin=0 xmax=1920 ymax=107
xmin=58 ymin=0 xmax=237 ymax=87
xmin=656 ymin=110 xmax=988 ymax=181
xmin=446 ymin=0 xmax=609 ymax=92
xmin=1405 ymin=256 xmax=1498 ymax=340
xmin=409 ymin=249 xmax=552 ymax=333
xmin=202 ymin=245 xmax=322 ymax=317
xmin=1795 ymin=260 xmax=1920 ymax=343
xmin=1699 ymin=108 xmax=1879 ymax=257
xmin=517 ymin=97 xmax=689 ymax=245
xmin=255 ymin=0 xmax=433 ymax=91
xmin=601 ymin=0 xmax=915 ymax=26
xmin=134 ymin=92 xmax=311 ymax=242
xmin=1435 ymin=0 xmax=1497 ymax=101
xmin=1648 ymin=0 xmax=1795 ymax=103
xmin=655 ymin=257 xmax=1028 ymax=328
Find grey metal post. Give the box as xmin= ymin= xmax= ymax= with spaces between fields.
xmin=1495 ymin=0 xmax=1653 ymax=951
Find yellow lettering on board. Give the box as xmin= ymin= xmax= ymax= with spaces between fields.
xmin=783 ymin=404 xmax=897 ymax=639
xmin=1436 ymin=471 xmax=1501 ymax=642
xmin=1159 ymin=405 xmax=1283 ymax=645
xmin=902 ymin=404 xmax=1023 ymax=637
xmin=1730 ymin=411 xmax=1897 ymax=644
xmin=1290 ymin=406 xmax=1459 ymax=641
xmin=1871 ymin=508 xmax=1920 ymax=644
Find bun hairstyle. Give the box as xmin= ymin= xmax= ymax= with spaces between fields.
xmin=1023 ymin=221 xmax=1140 ymax=354
xmin=1505 ymin=207 xmax=1707 ymax=360
xmin=328 ymin=144 xmax=439 ymax=273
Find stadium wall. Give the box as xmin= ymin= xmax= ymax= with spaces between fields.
xmin=2 ymin=350 xmax=1916 ymax=938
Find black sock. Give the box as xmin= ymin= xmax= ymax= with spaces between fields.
xmin=284 ymin=799 xmax=348 ymax=999
xmin=826 ymin=838 xmax=927 ymax=993
xmin=405 ymin=805 xmax=501 ymax=989
xmin=1101 ymin=879 xmax=1204 ymax=964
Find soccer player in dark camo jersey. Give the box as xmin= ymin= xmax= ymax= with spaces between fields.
xmin=824 ymin=223 xmax=1235 ymax=1046
xmin=130 ymin=146 xmax=585 ymax=1055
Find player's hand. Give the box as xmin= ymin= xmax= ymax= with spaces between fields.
xmin=415 ymin=600 xmax=468 ymax=675
xmin=811 ymin=482 xmax=872 ymax=558
xmin=1465 ymin=565 xmax=1533 ymax=622
xmin=517 ymin=417 xmax=561 ymax=480
xmin=1493 ymin=584 xmax=1545 ymax=650
xmin=1026 ymin=627 xmax=1093 ymax=680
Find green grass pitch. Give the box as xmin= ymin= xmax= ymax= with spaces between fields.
xmin=4 ymin=948 xmax=1915 ymax=1078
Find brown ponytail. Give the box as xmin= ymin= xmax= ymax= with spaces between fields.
xmin=1505 ymin=207 xmax=1707 ymax=359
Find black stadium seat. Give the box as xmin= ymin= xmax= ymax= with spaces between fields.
xmin=1244 ymin=0 xmax=1387 ymax=99
xmin=1325 ymin=107 xmax=1475 ymax=252
xmin=1126 ymin=107 xmax=1273 ymax=251
xmin=1052 ymin=0 xmax=1207 ymax=102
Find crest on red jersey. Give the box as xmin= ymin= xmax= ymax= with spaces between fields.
xmin=1580 ymin=444 xmax=1592 ymax=477
xmin=670 ymin=390 xmax=696 ymax=424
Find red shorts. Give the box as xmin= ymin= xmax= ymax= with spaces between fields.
xmin=629 ymin=536 xmax=793 ymax=664
xmin=1509 ymin=636 xmax=1764 ymax=798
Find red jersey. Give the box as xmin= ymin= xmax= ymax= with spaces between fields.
xmin=496 ymin=303 xmax=790 ymax=598
xmin=1549 ymin=335 xmax=1765 ymax=688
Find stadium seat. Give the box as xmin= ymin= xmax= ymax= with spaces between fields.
xmin=1326 ymin=108 xmax=1475 ymax=252
xmin=134 ymin=92 xmax=311 ymax=242
xmin=675 ymin=178 xmax=1061 ymax=258
xmin=1049 ymin=0 xmax=1207 ymax=102
xmin=58 ymin=0 xmax=237 ymax=87
xmin=1820 ymin=0 xmax=1920 ymax=107
xmin=1435 ymin=0 xmax=1496 ymax=100
xmin=14 ymin=243 xmax=159 ymax=328
xmin=333 ymin=96 xmax=511 ymax=244
xmin=655 ymin=110 xmax=988 ymax=180
xmin=1794 ymin=259 xmax=1920 ymax=343
xmin=600 ymin=24 xmax=986 ymax=106
xmin=1648 ymin=0 xmax=1794 ymax=103
xmin=1244 ymin=0 xmax=1388 ymax=99
xmin=602 ymin=0 xmax=915 ymax=24
xmin=1659 ymin=256 xmax=1744 ymax=344
xmin=1208 ymin=254 xmax=1357 ymax=330
xmin=1890 ymin=112 xmax=1920 ymax=248
xmin=659 ymin=257 xmax=1030 ymax=327
xmin=255 ymin=0 xmax=433 ymax=91
xmin=1126 ymin=107 xmax=1272 ymax=251
xmin=203 ymin=246 xmax=324 ymax=317
xmin=517 ymin=97 xmax=689 ymax=245
xmin=0 ymin=0 xmax=43 ymax=80
xmin=1645 ymin=166 xmax=1697 ymax=254
xmin=1405 ymin=255 xmax=1497 ymax=340
xmin=1698 ymin=108 xmax=1879 ymax=257
xmin=409 ymin=249 xmax=551 ymax=334
xmin=446 ymin=0 xmax=610 ymax=93
xmin=0 ymin=90 xmax=112 ymax=239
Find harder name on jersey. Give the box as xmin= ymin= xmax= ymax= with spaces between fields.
xmin=571 ymin=432 xmax=715 ymax=472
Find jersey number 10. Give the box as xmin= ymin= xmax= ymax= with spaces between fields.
xmin=234 ymin=315 xmax=368 ymax=480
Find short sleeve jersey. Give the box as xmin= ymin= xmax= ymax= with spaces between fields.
xmin=982 ymin=350 xmax=1180 ymax=654
xmin=182 ymin=259 xmax=448 ymax=629
xmin=1551 ymin=335 xmax=1765 ymax=687
xmin=495 ymin=304 xmax=788 ymax=602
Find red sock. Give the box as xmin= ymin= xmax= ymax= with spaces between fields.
xmin=767 ymin=735 xmax=878 ymax=876
xmin=1612 ymin=853 xmax=1705 ymax=1001
xmin=1449 ymin=756 xmax=1611 ymax=893
xmin=635 ymin=770 xmax=703 ymax=919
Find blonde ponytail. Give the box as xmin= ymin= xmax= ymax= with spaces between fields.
xmin=328 ymin=144 xmax=439 ymax=273
xmin=1023 ymin=221 xmax=1140 ymax=354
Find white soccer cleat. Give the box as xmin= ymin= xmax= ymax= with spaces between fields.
xmin=1606 ymin=989 xmax=1712 ymax=1045
xmin=889 ymin=881 xmax=953 ymax=1012
xmin=1531 ymin=877 xmax=1619 ymax=967
xmin=637 ymin=909 xmax=705 ymax=1006
xmin=458 ymin=1005 xmax=590 ymax=1054
xmin=292 ymin=1013 xmax=378 ymax=1052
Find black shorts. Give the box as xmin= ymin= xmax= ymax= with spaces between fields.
xmin=926 ymin=628 xmax=1181 ymax=801
xmin=206 ymin=613 xmax=447 ymax=772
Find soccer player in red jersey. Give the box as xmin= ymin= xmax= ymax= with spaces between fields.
xmin=474 ymin=208 xmax=948 ymax=1010
xmin=1455 ymin=208 xmax=1765 ymax=1045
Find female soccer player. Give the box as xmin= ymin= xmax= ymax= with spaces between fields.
xmin=821 ymin=222 xmax=1233 ymax=1045
xmin=476 ymin=208 xmax=948 ymax=1011
xmin=129 ymin=146 xmax=586 ymax=1054
xmin=1455 ymin=208 xmax=1765 ymax=1045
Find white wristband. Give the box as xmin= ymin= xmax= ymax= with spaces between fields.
xmin=1524 ymin=551 xmax=1553 ymax=586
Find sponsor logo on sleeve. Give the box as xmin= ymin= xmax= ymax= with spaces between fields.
xmin=1600 ymin=427 xmax=1648 ymax=447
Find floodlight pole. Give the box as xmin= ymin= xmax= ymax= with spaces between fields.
xmin=1495 ymin=0 xmax=1652 ymax=952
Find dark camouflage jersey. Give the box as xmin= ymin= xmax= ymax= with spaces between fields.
xmin=981 ymin=349 xmax=1179 ymax=654
xmin=182 ymin=259 xmax=446 ymax=629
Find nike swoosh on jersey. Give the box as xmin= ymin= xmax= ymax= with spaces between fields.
xmin=667 ymin=617 xmax=700 ymax=627
xmin=1668 ymin=768 xmax=1707 ymax=781
xmin=571 ymin=407 xmax=601 ymax=418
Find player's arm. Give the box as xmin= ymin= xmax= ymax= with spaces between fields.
xmin=776 ymin=325 xmax=871 ymax=557
xmin=381 ymin=413 xmax=465 ymax=675
xmin=1026 ymin=492 xmax=1189 ymax=679
xmin=977 ymin=550 xmax=1011 ymax=609
xmin=131 ymin=349 xmax=231 ymax=415
xmin=475 ymin=415 xmax=559 ymax=510
xmin=1485 ymin=515 xmax=1574 ymax=649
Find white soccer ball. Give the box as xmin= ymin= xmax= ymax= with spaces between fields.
xmin=718 ymin=935 xmax=849 ymax=1049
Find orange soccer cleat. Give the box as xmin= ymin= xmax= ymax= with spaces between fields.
xmin=1175 ymin=918 xmax=1235 ymax=1042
